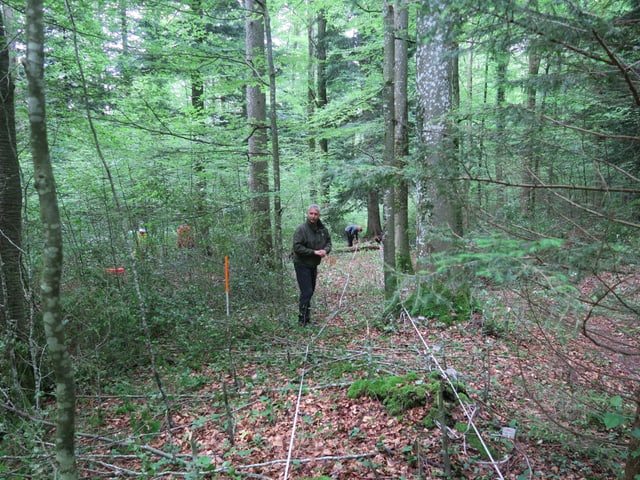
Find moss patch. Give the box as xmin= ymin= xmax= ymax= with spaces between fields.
xmin=347 ymin=373 xmax=431 ymax=415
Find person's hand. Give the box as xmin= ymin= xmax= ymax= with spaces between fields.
xmin=314 ymin=249 xmax=327 ymax=257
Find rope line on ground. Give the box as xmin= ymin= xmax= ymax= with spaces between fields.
xmin=338 ymin=244 xmax=360 ymax=308
xmin=284 ymin=248 xmax=509 ymax=479
xmin=402 ymin=306 xmax=506 ymax=480
xmin=282 ymin=247 xmax=362 ymax=479
xmin=282 ymin=343 xmax=309 ymax=480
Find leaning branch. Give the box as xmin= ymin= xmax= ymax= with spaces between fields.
xmin=454 ymin=176 xmax=640 ymax=195
xmin=592 ymin=30 xmax=640 ymax=107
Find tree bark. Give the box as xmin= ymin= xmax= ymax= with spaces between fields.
xmin=382 ymin=0 xmax=396 ymax=300
xmin=316 ymin=10 xmax=330 ymax=203
xmin=393 ymin=0 xmax=413 ymax=274
xmin=520 ymin=4 xmax=540 ymax=219
xmin=191 ymin=0 xmax=209 ymax=250
xmin=0 ymin=6 xmax=34 ymax=405
xmin=263 ymin=1 xmax=283 ymax=262
xmin=415 ymin=0 xmax=461 ymax=265
xmin=494 ymin=52 xmax=509 ymax=209
xmin=366 ymin=190 xmax=383 ymax=240
xmin=306 ymin=7 xmax=317 ymax=200
xmin=245 ymin=0 xmax=272 ymax=256
xmin=25 ymin=1 xmax=78 ymax=478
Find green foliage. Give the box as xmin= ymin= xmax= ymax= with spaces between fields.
xmin=403 ymin=275 xmax=479 ymax=325
xmin=586 ymin=394 xmax=635 ymax=434
xmin=453 ymin=422 xmax=503 ymax=461
xmin=433 ymin=235 xmax=565 ymax=285
xmin=0 ymin=416 xmax=50 ymax=478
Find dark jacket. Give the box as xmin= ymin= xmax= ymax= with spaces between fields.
xmin=292 ymin=219 xmax=332 ymax=267
xmin=345 ymin=225 xmax=360 ymax=238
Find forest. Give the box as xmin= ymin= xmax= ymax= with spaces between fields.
xmin=0 ymin=0 xmax=639 ymax=478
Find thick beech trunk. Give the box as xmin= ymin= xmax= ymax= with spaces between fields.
xmin=415 ymin=0 xmax=461 ymax=265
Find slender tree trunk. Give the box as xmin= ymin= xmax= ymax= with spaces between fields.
xmin=245 ymin=0 xmax=272 ymax=256
xmin=306 ymin=6 xmax=316 ymax=200
xmin=0 ymin=6 xmax=34 ymax=405
xmin=382 ymin=0 xmax=396 ymax=300
xmin=119 ymin=0 xmax=131 ymax=85
xmin=191 ymin=0 xmax=210 ymax=250
xmin=367 ymin=190 xmax=383 ymax=240
xmin=25 ymin=1 xmax=78 ymax=477
xmin=494 ymin=52 xmax=509 ymax=209
xmin=463 ymin=40 xmax=475 ymax=222
xmin=263 ymin=1 xmax=283 ymax=262
xmin=393 ymin=0 xmax=413 ymax=274
xmin=520 ymin=32 xmax=540 ymax=218
xmin=316 ymin=10 xmax=330 ymax=203
xmin=450 ymin=40 xmax=463 ymax=236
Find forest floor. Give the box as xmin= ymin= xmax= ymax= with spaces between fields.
xmin=73 ymin=247 xmax=635 ymax=479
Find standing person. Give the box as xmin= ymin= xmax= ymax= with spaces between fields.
xmin=344 ymin=225 xmax=363 ymax=247
xmin=292 ymin=204 xmax=332 ymax=326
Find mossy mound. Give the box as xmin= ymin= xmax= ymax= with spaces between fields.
xmin=347 ymin=373 xmax=431 ymax=415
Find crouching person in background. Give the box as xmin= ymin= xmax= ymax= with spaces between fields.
xmin=344 ymin=225 xmax=363 ymax=247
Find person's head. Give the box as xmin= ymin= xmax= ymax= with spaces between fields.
xmin=358 ymin=226 xmax=363 ymax=232
xmin=307 ymin=204 xmax=321 ymax=224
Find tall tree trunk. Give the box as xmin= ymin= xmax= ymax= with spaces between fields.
xmin=191 ymin=0 xmax=209 ymax=249
xmin=415 ymin=0 xmax=460 ymax=266
xmin=306 ymin=6 xmax=317 ymax=200
xmin=245 ymin=0 xmax=272 ymax=256
xmin=520 ymin=31 xmax=540 ymax=218
xmin=450 ymin=40 xmax=463 ymax=236
xmin=119 ymin=0 xmax=131 ymax=85
xmin=382 ymin=0 xmax=396 ymax=300
xmin=494 ymin=52 xmax=509 ymax=209
xmin=0 ymin=6 xmax=34 ymax=405
xmin=263 ymin=1 xmax=282 ymax=262
xmin=316 ymin=10 xmax=330 ymax=203
xmin=25 ymin=1 xmax=78 ymax=478
xmin=367 ymin=190 xmax=383 ymax=240
xmin=393 ymin=0 xmax=413 ymax=274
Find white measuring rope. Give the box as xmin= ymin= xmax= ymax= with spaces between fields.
xmin=283 ymin=248 xmax=362 ymax=479
xmin=338 ymin=245 xmax=359 ymax=308
xmin=402 ymin=306 xmax=506 ymax=480
xmin=282 ymin=344 xmax=309 ymax=480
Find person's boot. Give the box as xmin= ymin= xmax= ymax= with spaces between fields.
xmin=298 ymin=304 xmax=310 ymax=326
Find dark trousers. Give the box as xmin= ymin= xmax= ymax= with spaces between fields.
xmin=294 ymin=263 xmax=317 ymax=323
xmin=346 ymin=232 xmax=357 ymax=246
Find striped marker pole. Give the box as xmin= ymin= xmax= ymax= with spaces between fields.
xmin=224 ymin=256 xmax=230 ymax=316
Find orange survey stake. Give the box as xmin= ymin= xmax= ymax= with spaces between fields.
xmin=224 ymin=256 xmax=229 ymax=293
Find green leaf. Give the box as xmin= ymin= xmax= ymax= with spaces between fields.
xmin=609 ymin=395 xmax=623 ymax=408
xmin=603 ymin=412 xmax=626 ymax=429
xmin=196 ymin=455 xmax=212 ymax=468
